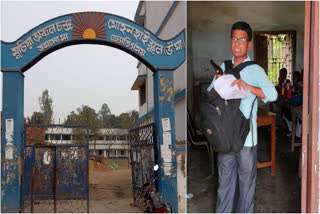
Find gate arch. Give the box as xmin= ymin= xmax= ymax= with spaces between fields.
xmin=1 ymin=12 xmax=185 ymax=72
xmin=1 ymin=11 xmax=185 ymax=212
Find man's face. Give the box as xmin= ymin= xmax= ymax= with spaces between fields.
xmin=280 ymin=70 xmax=287 ymax=80
xmin=231 ymin=29 xmax=252 ymax=59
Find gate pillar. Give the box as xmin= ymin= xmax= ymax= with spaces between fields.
xmin=1 ymin=71 xmax=25 ymax=212
xmin=153 ymin=68 xmax=177 ymax=213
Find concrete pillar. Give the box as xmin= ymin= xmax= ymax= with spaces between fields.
xmin=1 ymin=71 xmax=24 ymax=212
xmin=153 ymin=68 xmax=178 ymax=213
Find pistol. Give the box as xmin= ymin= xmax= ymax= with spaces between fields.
xmin=210 ymin=60 xmax=223 ymax=75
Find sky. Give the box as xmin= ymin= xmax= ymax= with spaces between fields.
xmin=1 ymin=0 xmax=140 ymax=122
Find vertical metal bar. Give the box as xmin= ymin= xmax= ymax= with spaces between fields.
xmin=54 ymin=146 xmax=57 ymax=213
xmin=86 ymin=128 xmax=90 ymax=213
xmin=129 ymin=130 xmax=134 ymax=202
xmin=139 ymin=145 xmax=143 ymax=189
xmin=31 ymin=145 xmax=35 ymax=213
xmin=127 ymin=134 xmax=130 ymax=169
xmin=152 ymin=124 xmax=159 ymax=190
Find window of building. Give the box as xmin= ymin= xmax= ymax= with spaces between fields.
xmin=62 ymin=134 xmax=71 ymax=140
xmin=254 ymin=31 xmax=296 ymax=85
xmin=139 ymin=82 xmax=146 ymax=106
xmin=118 ymin=135 xmax=127 ymax=140
xmin=50 ymin=134 xmax=61 ymax=140
xmin=106 ymin=135 xmax=116 ymax=141
xmin=120 ymin=150 xmax=125 ymax=155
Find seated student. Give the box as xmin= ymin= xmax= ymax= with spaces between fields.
xmin=275 ymin=67 xmax=291 ymax=97
xmin=283 ymin=71 xmax=303 ymax=138
xmin=292 ymin=71 xmax=303 ymax=95
xmin=273 ymin=68 xmax=291 ymax=123
xmin=273 ymin=68 xmax=290 ymax=112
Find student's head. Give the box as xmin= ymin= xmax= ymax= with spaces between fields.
xmin=231 ymin=21 xmax=253 ymax=41
xmin=230 ymin=21 xmax=252 ymax=59
xmin=279 ymin=67 xmax=288 ymax=79
xmin=293 ymin=71 xmax=301 ymax=83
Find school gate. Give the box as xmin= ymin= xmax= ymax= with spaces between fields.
xmin=1 ymin=12 xmax=185 ymax=213
xmin=23 ymin=125 xmax=89 ymax=213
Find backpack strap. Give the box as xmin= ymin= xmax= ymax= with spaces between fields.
xmin=225 ymin=60 xmax=257 ymax=79
xmin=250 ymin=97 xmax=257 ymax=150
xmin=224 ymin=60 xmax=233 ymax=72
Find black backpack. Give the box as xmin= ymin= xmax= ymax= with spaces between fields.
xmin=199 ymin=60 xmax=257 ymax=153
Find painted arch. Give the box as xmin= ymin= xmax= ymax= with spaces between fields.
xmin=1 ymin=12 xmax=185 ymax=72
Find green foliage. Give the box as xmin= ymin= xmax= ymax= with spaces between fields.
xmin=109 ymin=114 xmax=120 ymax=128
xmin=32 ymin=88 xmax=138 ymax=129
xmin=64 ymin=105 xmax=101 ymax=144
xmin=109 ymin=161 xmax=119 ymax=170
xmin=76 ymin=105 xmax=100 ymax=130
xmin=39 ymin=89 xmax=53 ymax=124
xmin=98 ymin=103 xmax=112 ymax=128
xmin=65 ymin=104 xmax=138 ymax=129
xmin=107 ymin=110 xmax=139 ymax=128
xmin=27 ymin=112 xmax=46 ymax=124
xmin=117 ymin=110 xmax=139 ymax=129
xmin=65 ymin=104 xmax=100 ymax=128
xmin=118 ymin=113 xmax=131 ymax=129
xmin=65 ymin=111 xmax=78 ymax=125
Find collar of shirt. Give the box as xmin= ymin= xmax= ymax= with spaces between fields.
xmin=231 ymin=55 xmax=251 ymax=65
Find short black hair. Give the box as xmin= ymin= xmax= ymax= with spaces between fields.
xmin=231 ymin=21 xmax=253 ymax=41
xmin=280 ymin=67 xmax=288 ymax=75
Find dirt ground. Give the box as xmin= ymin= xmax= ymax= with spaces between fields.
xmin=89 ymin=158 xmax=143 ymax=213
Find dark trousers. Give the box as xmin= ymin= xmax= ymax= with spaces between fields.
xmin=216 ymin=146 xmax=257 ymax=213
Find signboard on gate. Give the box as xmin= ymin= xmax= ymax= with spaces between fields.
xmin=1 ymin=12 xmax=185 ymax=71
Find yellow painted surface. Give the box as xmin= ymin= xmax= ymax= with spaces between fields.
xmin=83 ymin=28 xmax=97 ymax=39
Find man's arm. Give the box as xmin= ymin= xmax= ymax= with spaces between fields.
xmin=231 ymin=79 xmax=266 ymax=99
xmin=231 ymin=66 xmax=278 ymax=102
xmin=247 ymin=85 xmax=266 ymax=99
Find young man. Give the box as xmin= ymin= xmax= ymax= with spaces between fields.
xmin=207 ymin=21 xmax=277 ymax=212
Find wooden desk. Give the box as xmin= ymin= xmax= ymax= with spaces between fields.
xmin=257 ymin=112 xmax=276 ymax=176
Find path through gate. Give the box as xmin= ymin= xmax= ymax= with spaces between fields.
xmin=23 ymin=125 xmax=89 ymax=213
xmin=129 ymin=123 xmax=157 ymax=209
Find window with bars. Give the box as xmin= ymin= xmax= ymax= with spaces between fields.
xmin=254 ymin=31 xmax=296 ymax=85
